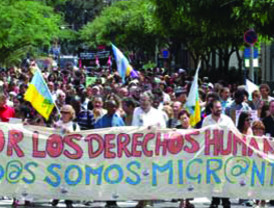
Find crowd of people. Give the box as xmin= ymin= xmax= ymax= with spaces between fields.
xmin=0 ymin=63 xmax=274 ymax=208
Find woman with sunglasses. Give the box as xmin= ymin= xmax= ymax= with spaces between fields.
xmin=237 ymin=111 xmax=253 ymax=136
xmin=54 ymin=104 xmax=80 ymax=134
xmin=237 ymin=111 xmax=253 ymax=206
xmin=52 ymin=104 xmax=80 ymax=208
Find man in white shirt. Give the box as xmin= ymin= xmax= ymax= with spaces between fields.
xmin=202 ymin=100 xmax=235 ymax=128
xmin=132 ymin=91 xmax=166 ymax=128
xmin=131 ymin=91 xmax=166 ymax=208
xmin=202 ymin=100 xmax=235 ymax=208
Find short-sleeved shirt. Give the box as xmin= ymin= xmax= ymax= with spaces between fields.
xmin=94 ymin=113 xmax=125 ymax=128
xmin=202 ymin=114 xmax=235 ymax=128
xmin=131 ymin=107 xmax=167 ymax=128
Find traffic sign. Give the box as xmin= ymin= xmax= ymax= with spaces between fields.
xmin=244 ymin=47 xmax=259 ymax=58
xmin=244 ymin=29 xmax=258 ymax=45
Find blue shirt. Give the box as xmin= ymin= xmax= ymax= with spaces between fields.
xmin=94 ymin=113 xmax=125 ymax=129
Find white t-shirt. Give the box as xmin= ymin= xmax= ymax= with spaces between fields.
xmin=131 ymin=107 xmax=166 ymax=128
xmin=55 ymin=120 xmax=80 ymax=133
xmin=202 ymin=114 xmax=235 ymax=128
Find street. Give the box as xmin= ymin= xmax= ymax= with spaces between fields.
xmin=0 ymin=198 xmax=271 ymax=208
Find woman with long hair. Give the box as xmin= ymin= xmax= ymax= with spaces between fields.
xmin=252 ymin=121 xmax=266 ymax=208
xmin=237 ymin=111 xmax=253 ymax=135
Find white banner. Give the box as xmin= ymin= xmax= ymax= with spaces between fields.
xmin=0 ymin=123 xmax=273 ymax=200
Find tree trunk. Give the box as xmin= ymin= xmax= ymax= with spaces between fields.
xmin=218 ymin=48 xmax=223 ymax=71
xmin=211 ymin=49 xmax=216 ymax=71
xmin=235 ymin=46 xmax=243 ymax=72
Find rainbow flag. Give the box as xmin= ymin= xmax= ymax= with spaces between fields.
xmin=111 ymin=43 xmax=136 ymax=82
xmin=185 ymin=61 xmax=201 ymax=127
xmin=24 ymin=70 xmax=54 ymax=120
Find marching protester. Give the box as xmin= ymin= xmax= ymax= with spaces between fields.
xmin=225 ymin=89 xmax=251 ymax=123
xmin=131 ymin=91 xmax=166 ymax=128
xmin=236 ymin=111 xmax=253 ymax=206
xmin=219 ymin=87 xmax=232 ymax=113
xmin=259 ymin=83 xmax=274 ymax=103
xmin=263 ymin=100 xmax=274 ymax=138
xmin=1 ymin=52 xmax=274 ymax=208
xmin=52 ymin=104 xmax=80 ymax=208
xmin=131 ymin=91 xmax=166 ymax=208
xmin=237 ymin=111 xmax=253 ymax=136
xmin=94 ymin=98 xmax=125 ymax=208
xmin=167 ymin=101 xmax=183 ymax=128
xmin=251 ymin=121 xmax=267 ymax=208
xmin=176 ymin=110 xmax=195 ymax=208
xmin=121 ymin=97 xmax=137 ymax=126
xmin=94 ymin=98 xmax=125 ymax=129
xmin=202 ymin=100 xmax=235 ymax=208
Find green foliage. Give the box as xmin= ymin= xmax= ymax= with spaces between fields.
xmin=0 ymin=0 xmax=63 ymax=67
xmin=80 ymin=0 xmax=163 ymax=53
xmin=143 ymin=61 xmax=157 ymax=70
xmin=150 ymin=0 xmax=274 ymax=70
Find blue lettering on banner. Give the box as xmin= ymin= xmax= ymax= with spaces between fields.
xmin=85 ymin=165 xmax=104 ymax=185
xmin=270 ymin=163 xmax=274 ymax=185
xmin=104 ymin=164 xmax=123 ymax=184
xmin=0 ymin=158 xmax=272 ymax=188
xmin=251 ymin=161 xmax=265 ymax=186
xmin=178 ymin=160 xmax=184 ymax=184
xmin=186 ymin=158 xmax=202 ymax=184
xmin=44 ymin=163 xmax=61 ymax=187
xmin=0 ymin=165 xmax=4 ymax=180
xmin=206 ymin=159 xmax=222 ymax=184
xmin=23 ymin=162 xmax=38 ymax=184
xmin=152 ymin=160 xmax=173 ymax=186
xmin=125 ymin=161 xmax=141 ymax=185
xmin=65 ymin=165 xmax=82 ymax=186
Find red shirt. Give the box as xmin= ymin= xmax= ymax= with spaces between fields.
xmin=0 ymin=105 xmax=15 ymax=122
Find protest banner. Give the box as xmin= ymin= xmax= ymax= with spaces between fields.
xmin=0 ymin=123 xmax=273 ymax=201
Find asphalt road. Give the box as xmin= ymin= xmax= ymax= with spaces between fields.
xmin=0 ymin=198 xmax=271 ymax=208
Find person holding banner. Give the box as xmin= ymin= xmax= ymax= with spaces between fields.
xmin=53 ymin=104 xmax=80 ymax=133
xmin=94 ymin=99 xmax=125 ymax=129
xmin=94 ymin=98 xmax=125 ymax=208
xmin=177 ymin=109 xmax=195 ymax=208
xmin=202 ymin=100 xmax=235 ymax=208
xmin=236 ymin=111 xmax=253 ymax=206
xmin=132 ymin=91 xmax=166 ymax=208
xmin=131 ymin=91 xmax=166 ymax=128
xmin=52 ymin=104 xmax=80 ymax=208
xmin=251 ymin=121 xmax=267 ymax=208
xmin=167 ymin=101 xmax=183 ymax=128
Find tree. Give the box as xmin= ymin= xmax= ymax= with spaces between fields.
xmin=150 ymin=0 xmax=274 ymax=75
xmin=0 ymin=0 xmax=63 ymax=67
xmin=80 ymin=0 xmax=164 ymax=66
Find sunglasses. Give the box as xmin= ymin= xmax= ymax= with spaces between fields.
xmin=253 ymin=128 xmax=264 ymax=131
xmin=61 ymin=111 xmax=70 ymax=114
